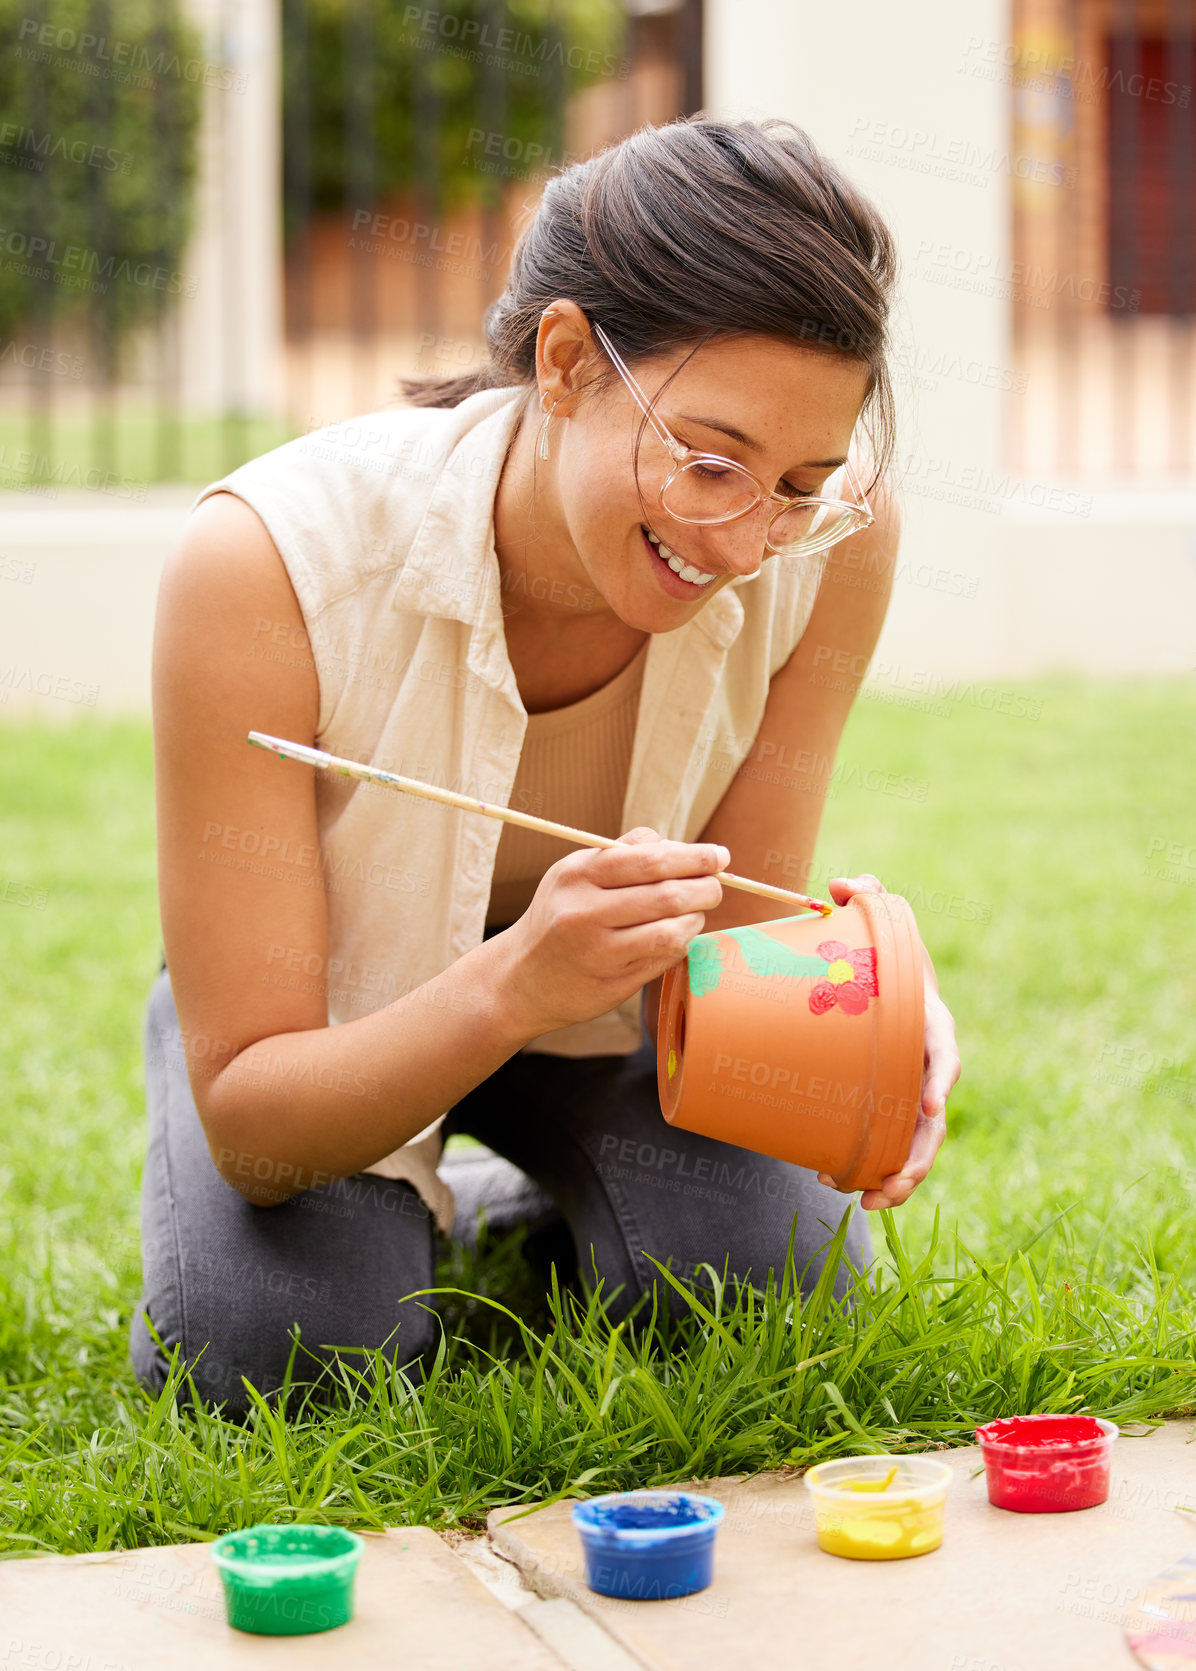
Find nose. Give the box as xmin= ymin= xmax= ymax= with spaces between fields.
xmin=707 ymin=502 xmax=772 ymax=579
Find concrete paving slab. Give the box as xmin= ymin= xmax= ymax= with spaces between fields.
xmin=490 ymin=1421 xmax=1196 ymax=1671
xmin=0 ymin=1524 xmax=565 ymax=1670
xmin=522 ymin=1596 xmax=647 ymax=1671
xmin=449 ymin=1532 xmax=643 ymax=1670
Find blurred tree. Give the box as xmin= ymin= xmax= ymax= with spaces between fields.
xmin=0 ymin=0 xmax=202 ymax=359
xmin=283 ymin=0 xmax=627 ymax=240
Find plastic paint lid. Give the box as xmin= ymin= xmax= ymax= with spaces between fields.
xmin=572 ymin=1491 xmax=725 ymax=1544
xmin=212 ymin=1522 xmax=364 ymax=1576
xmin=975 ymin=1415 xmax=1118 ymax=1454
xmin=805 ymin=1455 xmax=953 ymax=1504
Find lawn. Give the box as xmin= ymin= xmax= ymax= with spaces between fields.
xmin=0 ymin=406 xmax=295 ymax=491
xmin=1 ymin=680 xmax=1194 ymax=1555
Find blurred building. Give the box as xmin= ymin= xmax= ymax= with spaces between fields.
xmin=1 ymin=0 xmax=1193 ymax=715
xmin=707 ymin=0 xmax=1196 ymax=681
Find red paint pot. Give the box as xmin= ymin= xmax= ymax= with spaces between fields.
xmin=656 ymin=891 xmax=925 ymax=1193
xmin=974 ymin=1415 xmax=1119 ymax=1512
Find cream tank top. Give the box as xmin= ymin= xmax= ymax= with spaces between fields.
xmin=486 ymin=642 xmax=648 ymax=926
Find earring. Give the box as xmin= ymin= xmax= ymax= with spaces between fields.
xmin=537 ymin=397 xmax=558 ymax=461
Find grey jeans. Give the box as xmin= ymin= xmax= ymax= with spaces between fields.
xmin=131 ymin=959 xmax=873 ymax=1414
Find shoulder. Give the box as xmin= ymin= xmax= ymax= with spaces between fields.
xmin=188 ymin=389 xmax=525 ymax=622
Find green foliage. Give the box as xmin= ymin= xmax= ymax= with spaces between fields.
xmin=0 ymin=682 xmax=1194 ymax=1551
xmin=1 ymin=1211 xmax=1194 ymax=1551
xmin=0 ymin=0 xmax=202 ymax=357
xmin=283 ymin=0 xmax=627 ymax=235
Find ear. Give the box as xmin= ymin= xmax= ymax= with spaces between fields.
xmin=534 ymin=299 xmax=598 ymax=417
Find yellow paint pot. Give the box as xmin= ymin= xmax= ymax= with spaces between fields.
xmin=804 ymin=1455 xmax=952 ymax=1560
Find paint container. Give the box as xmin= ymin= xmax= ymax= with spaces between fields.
xmin=657 ymin=891 xmax=925 ymax=1193
xmin=210 ymin=1523 xmax=365 ymax=1635
xmin=804 ymin=1456 xmax=952 ymax=1560
xmin=975 ymin=1415 xmax=1119 ymax=1512
xmin=571 ymin=1491 xmax=725 ymax=1600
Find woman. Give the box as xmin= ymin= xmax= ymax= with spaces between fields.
xmin=133 ymin=117 xmax=960 ymax=1412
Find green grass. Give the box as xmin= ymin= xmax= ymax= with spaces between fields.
xmin=1 ymin=681 xmax=1194 ymax=1555
xmin=0 ymin=406 xmax=297 ymax=489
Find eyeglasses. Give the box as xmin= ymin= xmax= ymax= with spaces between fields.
xmin=591 ymin=323 xmax=874 ymax=558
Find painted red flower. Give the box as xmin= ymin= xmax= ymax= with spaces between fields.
xmin=808 ymin=940 xmax=879 ymax=1016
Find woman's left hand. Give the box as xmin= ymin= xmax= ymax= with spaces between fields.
xmin=816 ymin=873 xmax=961 ymax=1211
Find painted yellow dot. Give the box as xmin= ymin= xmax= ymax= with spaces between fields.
xmin=827 ymin=958 xmax=854 ymax=985
xmin=667 ymin=1049 xmax=677 ymax=1080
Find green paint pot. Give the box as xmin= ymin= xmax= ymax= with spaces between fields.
xmin=210 ymin=1523 xmax=365 ymax=1635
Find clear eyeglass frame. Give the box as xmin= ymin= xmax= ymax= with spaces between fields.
xmin=590 ymin=321 xmax=875 ymax=559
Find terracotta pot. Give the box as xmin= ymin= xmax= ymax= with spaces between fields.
xmin=656 ymin=891 xmax=926 ymax=1193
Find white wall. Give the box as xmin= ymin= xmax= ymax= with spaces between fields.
xmin=0 ymin=492 xmax=193 ymax=719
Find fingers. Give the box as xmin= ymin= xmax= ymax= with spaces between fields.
xmin=596 ymin=874 xmax=724 ymax=929
xmin=851 ymin=991 xmax=958 ymax=1210
xmin=828 ymin=872 xmax=885 ymax=905
xmin=858 ymin=1111 xmax=947 ymax=1210
xmin=575 ymin=832 xmax=731 ymax=890
xmin=616 ymin=825 xmax=665 ymax=847
xmin=613 ymin=913 xmax=709 ymax=974
xmin=855 ymin=1000 xmax=957 ymax=1209
xmin=921 ymin=990 xmax=961 ymax=1118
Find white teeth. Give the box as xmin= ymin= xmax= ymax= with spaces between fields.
xmin=666 ymin=552 xmax=716 ymax=586
xmin=643 ymin=528 xmax=716 ymax=586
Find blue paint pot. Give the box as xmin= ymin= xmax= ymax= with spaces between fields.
xmin=571 ymin=1490 xmax=725 ymax=1601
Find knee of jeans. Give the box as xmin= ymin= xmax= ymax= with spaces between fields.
xmin=129 ymin=1293 xmax=438 ymax=1415
xmin=129 ymin=1303 xmax=172 ymax=1397
xmin=128 ymin=1302 xmax=249 ymax=1412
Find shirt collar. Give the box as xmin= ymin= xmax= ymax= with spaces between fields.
xmin=391 ymin=383 xmax=745 ymax=658
xmin=391 ymin=385 xmax=527 ymax=627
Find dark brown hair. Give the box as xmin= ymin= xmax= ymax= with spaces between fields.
xmin=401 ymin=116 xmax=898 ymax=478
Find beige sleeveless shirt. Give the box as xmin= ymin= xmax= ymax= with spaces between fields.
xmin=195 ymin=386 xmax=828 ymax=1231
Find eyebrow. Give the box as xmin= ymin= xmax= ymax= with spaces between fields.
xmin=676 ymin=413 xmax=847 ymax=470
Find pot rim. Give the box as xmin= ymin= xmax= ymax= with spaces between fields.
xmin=828 ymin=890 xmax=925 ymax=1192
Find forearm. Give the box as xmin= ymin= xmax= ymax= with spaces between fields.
xmin=200 ymin=931 xmax=533 ymax=1204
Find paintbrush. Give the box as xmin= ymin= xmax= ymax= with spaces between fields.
xmin=247 ymin=730 xmax=834 ymax=917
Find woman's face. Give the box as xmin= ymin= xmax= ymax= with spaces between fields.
xmin=541 ymin=322 xmax=871 ymax=633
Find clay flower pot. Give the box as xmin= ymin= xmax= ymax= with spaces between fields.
xmin=656 ymin=891 xmax=926 ymax=1193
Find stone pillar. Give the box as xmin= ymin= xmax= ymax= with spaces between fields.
xmin=176 ymin=0 xmax=285 ymax=417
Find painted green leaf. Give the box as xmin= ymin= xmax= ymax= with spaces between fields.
xmin=728 ymin=926 xmax=828 ymax=982
xmin=687 ymin=936 xmax=727 ymax=997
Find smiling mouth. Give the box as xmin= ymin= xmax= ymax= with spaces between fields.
xmin=641 ymin=526 xmax=718 ymax=587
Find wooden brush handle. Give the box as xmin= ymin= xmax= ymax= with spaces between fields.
xmin=247 ymin=731 xmax=833 ymax=916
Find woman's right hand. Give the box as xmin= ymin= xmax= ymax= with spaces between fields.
xmin=494 ymin=827 xmax=729 ymax=1038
